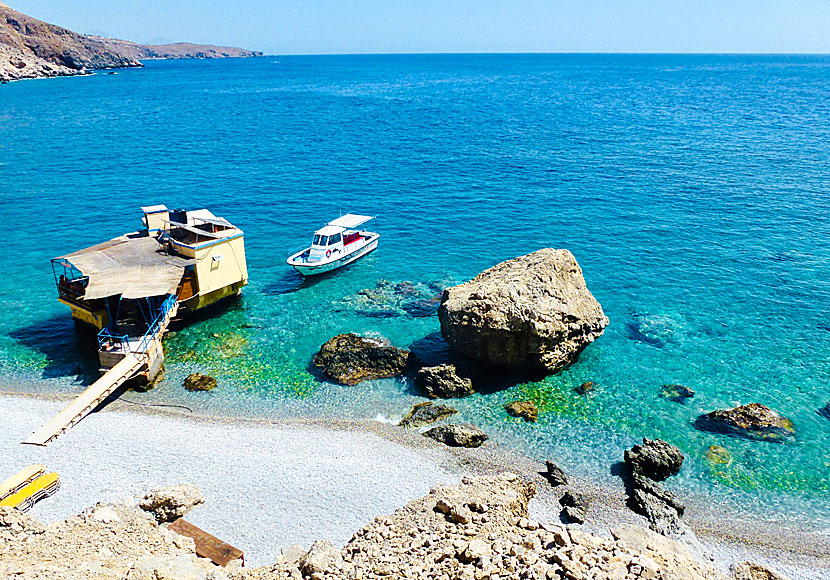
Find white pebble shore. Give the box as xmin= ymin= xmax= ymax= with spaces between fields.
xmin=0 ymin=396 xmax=457 ymax=566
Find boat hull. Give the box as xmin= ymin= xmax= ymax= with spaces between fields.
xmin=288 ymin=237 xmax=379 ymax=276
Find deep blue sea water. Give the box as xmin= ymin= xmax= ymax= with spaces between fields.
xmin=1 ymin=54 xmax=829 ymax=527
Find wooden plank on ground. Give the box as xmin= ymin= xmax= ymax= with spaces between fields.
xmin=169 ymin=518 xmax=244 ymax=567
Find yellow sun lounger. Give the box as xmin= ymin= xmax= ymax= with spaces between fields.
xmin=0 ymin=472 xmax=61 ymax=512
xmin=0 ymin=464 xmax=45 ymax=501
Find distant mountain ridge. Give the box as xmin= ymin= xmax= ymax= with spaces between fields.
xmin=0 ymin=2 xmax=262 ymax=83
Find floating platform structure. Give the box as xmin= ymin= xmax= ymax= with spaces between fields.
xmin=23 ymin=206 xmax=248 ymax=446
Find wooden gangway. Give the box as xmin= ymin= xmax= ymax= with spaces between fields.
xmin=22 ymin=354 xmax=143 ymax=446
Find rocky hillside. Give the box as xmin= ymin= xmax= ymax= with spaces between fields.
xmin=90 ymin=38 xmax=262 ymax=60
xmin=0 ymin=2 xmax=261 ymax=83
xmin=0 ymin=476 xmax=786 ymax=580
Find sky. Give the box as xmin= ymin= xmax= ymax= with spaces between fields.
xmin=9 ymin=1 xmax=830 ymax=55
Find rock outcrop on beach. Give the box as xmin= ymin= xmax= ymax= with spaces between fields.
xmin=438 ymin=249 xmax=608 ymax=373
xmin=3 ymin=475 xmax=782 ymax=580
xmin=0 ymin=497 xmax=225 ymax=580
xmin=423 ymin=423 xmax=488 ymax=448
xmin=543 ymin=460 xmax=569 ymax=487
xmin=312 ymin=333 xmax=420 ymax=385
xmin=0 ymin=2 xmax=260 ymax=83
xmin=695 ymin=403 xmax=795 ymax=442
xmin=625 ymin=438 xmax=684 ymax=482
xmin=139 ymin=483 xmax=205 ymax=523
xmin=414 ymin=363 xmax=474 ymax=398
xmin=240 ymin=473 xmax=726 ymax=580
xmin=398 ymin=401 xmax=458 ymax=428
xmin=624 ymin=439 xmax=687 ymax=537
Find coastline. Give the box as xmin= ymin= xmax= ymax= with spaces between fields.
xmin=2 ymin=390 xmax=827 ymax=578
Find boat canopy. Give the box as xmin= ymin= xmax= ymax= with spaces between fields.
xmin=53 ymin=233 xmax=193 ymax=300
xmin=327 ymin=214 xmax=374 ymax=229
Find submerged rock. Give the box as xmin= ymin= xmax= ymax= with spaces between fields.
xmin=437 ymin=249 xmax=608 ymax=373
xmin=575 ymin=381 xmax=595 ymax=395
xmin=543 ymin=461 xmax=568 ymax=487
xmin=313 ymin=333 xmax=420 ymax=385
xmin=414 ymin=364 xmax=474 ymax=399
xmin=138 ymin=483 xmax=204 ymax=523
xmin=504 ymin=400 xmax=539 ymax=422
xmin=398 ymin=401 xmax=458 ymax=428
xmin=625 ymin=438 xmax=684 ymax=481
xmin=660 ymin=383 xmax=695 ymax=403
xmin=705 ymin=445 xmax=732 ymax=466
xmin=423 ymin=424 xmax=488 ymax=448
xmin=695 ymin=403 xmax=795 ymax=442
xmin=559 ymin=490 xmax=589 ymax=524
xmin=182 ymin=372 xmax=216 ymax=391
xmin=818 ymin=402 xmax=830 ymax=420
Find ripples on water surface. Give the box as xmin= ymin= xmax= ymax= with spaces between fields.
xmin=1 ymin=54 xmax=829 ymax=526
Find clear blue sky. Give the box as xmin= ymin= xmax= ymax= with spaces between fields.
xmin=10 ymin=1 xmax=830 ymax=55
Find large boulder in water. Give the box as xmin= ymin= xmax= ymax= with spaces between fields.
xmin=313 ymin=333 xmax=420 ymax=385
xmin=437 ymin=249 xmax=608 ymax=373
xmin=695 ymin=403 xmax=795 ymax=442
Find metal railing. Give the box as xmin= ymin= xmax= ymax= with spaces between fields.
xmin=97 ymin=295 xmax=178 ymax=358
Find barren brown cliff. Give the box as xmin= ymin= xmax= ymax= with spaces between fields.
xmin=0 ymin=2 xmax=261 ymax=83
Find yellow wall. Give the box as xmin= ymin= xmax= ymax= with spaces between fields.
xmin=193 ymin=236 xmax=248 ymax=297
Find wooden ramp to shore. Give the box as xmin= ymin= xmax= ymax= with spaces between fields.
xmin=21 ymin=354 xmax=142 ymax=446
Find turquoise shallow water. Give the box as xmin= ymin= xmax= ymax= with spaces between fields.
xmin=1 ymin=54 xmax=829 ymax=527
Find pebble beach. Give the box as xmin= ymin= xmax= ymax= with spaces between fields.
xmin=2 ymin=392 xmax=828 ymax=578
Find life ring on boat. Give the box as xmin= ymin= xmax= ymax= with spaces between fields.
xmin=326 ymin=250 xmax=332 ymax=258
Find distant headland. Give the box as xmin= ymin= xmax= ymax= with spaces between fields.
xmin=0 ymin=2 xmax=262 ymax=83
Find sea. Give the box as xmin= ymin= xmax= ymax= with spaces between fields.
xmin=1 ymin=54 xmax=828 ymax=528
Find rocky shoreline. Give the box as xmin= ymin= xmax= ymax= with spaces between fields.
xmin=0 ymin=2 xmax=261 ymax=83
xmin=1 ymin=392 xmax=827 ymax=579
xmin=0 ymin=472 xmax=808 ymax=580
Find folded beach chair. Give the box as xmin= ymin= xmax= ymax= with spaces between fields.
xmin=0 ymin=472 xmax=61 ymax=512
xmin=0 ymin=464 xmax=45 ymax=501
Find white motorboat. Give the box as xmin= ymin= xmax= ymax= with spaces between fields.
xmin=286 ymin=214 xmax=380 ymax=276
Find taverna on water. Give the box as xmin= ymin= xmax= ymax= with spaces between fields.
xmin=23 ymin=206 xmax=247 ymax=446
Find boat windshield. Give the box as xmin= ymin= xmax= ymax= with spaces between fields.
xmin=313 ymin=234 xmax=329 ymax=246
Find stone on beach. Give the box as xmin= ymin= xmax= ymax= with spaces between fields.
xmin=414 ymin=363 xmax=474 ymax=398
xmin=625 ymin=438 xmax=684 ymax=481
xmin=398 ymin=401 xmax=458 ymax=428
xmin=437 ymin=249 xmax=609 ymax=373
xmin=312 ymin=333 xmax=420 ymax=385
xmin=733 ymin=561 xmax=791 ymax=580
xmin=183 ymin=372 xmax=217 ymax=391
xmin=695 ymin=403 xmax=795 ymax=442
xmin=543 ymin=460 xmax=569 ymax=487
xmin=559 ymin=490 xmax=589 ymax=524
xmin=139 ymin=483 xmax=205 ymax=523
xmin=423 ymin=423 xmax=488 ymax=448
xmin=504 ymin=399 xmax=539 ymax=422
